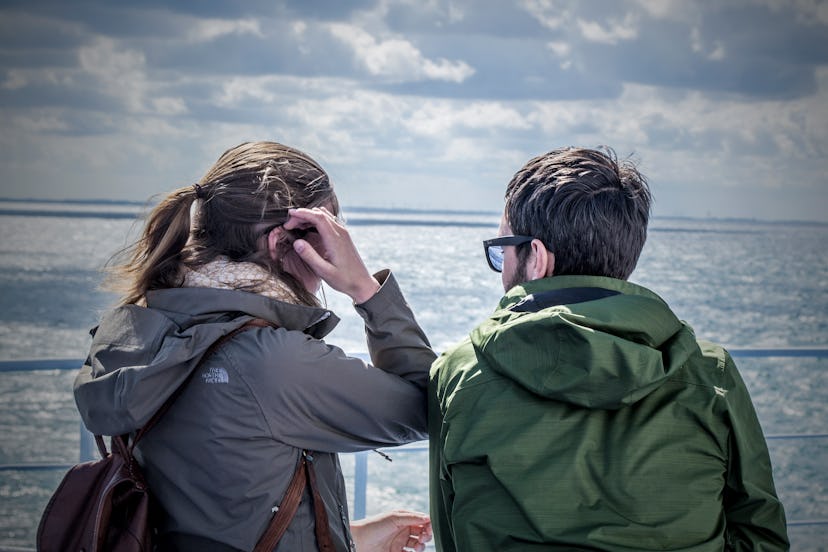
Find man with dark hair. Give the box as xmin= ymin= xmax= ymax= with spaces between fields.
xmin=428 ymin=147 xmax=789 ymax=551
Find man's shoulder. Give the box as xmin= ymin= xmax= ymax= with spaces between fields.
xmin=667 ymin=337 xmax=749 ymax=395
xmin=431 ymin=336 xmax=501 ymax=399
xmin=431 ymin=336 xmax=476 ymax=382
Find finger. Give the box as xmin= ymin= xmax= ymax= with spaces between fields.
xmin=292 ymin=238 xmax=332 ymax=275
xmin=280 ymin=209 xmax=315 ymax=231
xmin=315 ymin=205 xmax=334 ymax=217
xmin=284 ymin=207 xmax=336 ymax=226
xmin=286 ymin=209 xmax=346 ymax=247
xmin=392 ymin=514 xmax=431 ymax=528
xmin=404 ymin=533 xmax=427 ymax=552
xmin=282 ymin=209 xmax=310 ymax=230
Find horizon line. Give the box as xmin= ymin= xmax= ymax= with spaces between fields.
xmin=0 ymin=197 xmax=826 ymax=226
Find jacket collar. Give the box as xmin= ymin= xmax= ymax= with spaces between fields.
xmin=498 ymin=274 xmax=669 ymax=311
xmin=145 ymin=286 xmax=339 ymax=339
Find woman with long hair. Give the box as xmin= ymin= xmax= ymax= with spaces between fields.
xmin=73 ymin=141 xmax=434 ymax=551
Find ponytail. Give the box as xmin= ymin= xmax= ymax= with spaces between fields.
xmin=104 ymin=187 xmax=196 ymax=305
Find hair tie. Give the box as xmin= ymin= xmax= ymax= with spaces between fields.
xmin=187 ymin=186 xmax=204 ymax=246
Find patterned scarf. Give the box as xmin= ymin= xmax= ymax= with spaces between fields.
xmin=181 ymin=256 xmax=298 ymax=303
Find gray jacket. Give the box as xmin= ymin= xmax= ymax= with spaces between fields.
xmin=74 ymin=270 xmax=434 ymax=551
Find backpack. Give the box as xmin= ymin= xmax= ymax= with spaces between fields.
xmin=37 ymin=433 xmax=153 ymax=552
xmin=36 ymin=318 xmax=335 ymax=552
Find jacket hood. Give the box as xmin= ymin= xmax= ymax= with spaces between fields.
xmin=74 ymin=287 xmax=340 ymax=436
xmin=470 ymin=275 xmax=698 ymax=410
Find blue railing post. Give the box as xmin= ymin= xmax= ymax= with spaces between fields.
xmin=353 ymin=451 xmax=368 ymax=520
xmin=79 ymin=423 xmax=95 ymax=462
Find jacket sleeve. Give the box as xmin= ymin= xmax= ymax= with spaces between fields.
xmin=722 ymin=353 xmax=790 ymax=551
xmin=429 ymin=356 xmax=457 ymax=552
xmin=247 ymin=270 xmax=435 ymax=452
xmin=354 ymin=269 xmax=434 ymax=390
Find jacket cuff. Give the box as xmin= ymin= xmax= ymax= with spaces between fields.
xmin=353 ymin=269 xmax=400 ymax=323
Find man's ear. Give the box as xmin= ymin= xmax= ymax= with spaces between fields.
xmin=528 ymin=238 xmax=555 ymax=280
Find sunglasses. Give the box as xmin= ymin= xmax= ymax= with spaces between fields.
xmin=483 ymin=235 xmax=534 ymax=272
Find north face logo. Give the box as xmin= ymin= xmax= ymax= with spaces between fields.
xmin=202 ymin=367 xmax=229 ymax=384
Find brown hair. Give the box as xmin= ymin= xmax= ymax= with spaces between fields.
xmin=106 ymin=141 xmax=338 ymax=306
xmin=505 ymin=146 xmax=651 ymax=280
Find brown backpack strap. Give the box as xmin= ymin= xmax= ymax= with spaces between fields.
xmin=305 ymin=452 xmax=336 ymax=552
xmin=254 ymin=451 xmax=336 ymax=552
xmin=253 ymin=454 xmax=308 ymax=552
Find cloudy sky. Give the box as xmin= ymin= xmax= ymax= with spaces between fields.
xmin=1 ymin=0 xmax=827 ymax=221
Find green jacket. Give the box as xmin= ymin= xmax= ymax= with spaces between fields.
xmin=429 ymin=275 xmax=788 ymax=551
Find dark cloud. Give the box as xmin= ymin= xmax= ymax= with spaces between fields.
xmin=0 ymin=49 xmax=77 ymax=70
xmin=409 ymin=34 xmax=623 ymax=100
xmin=0 ymin=7 xmax=86 ymax=50
xmin=140 ymin=24 xmax=357 ymax=79
xmin=560 ymin=2 xmax=828 ymax=99
xmin=1 ymin=0 xmax=282 ymax=21
xmin=575 ymin=30 xmax=820 ymax=100
xmin=3 ymin=0 xmax=825 ymax=103
xmin=282 ymin=0 xmax=375 ymax=20
xmin=0 ymin=81 xmax=119 ymax=112
xmin=384 ymin=0 xmax=547 ymax=38
xmin=703 ymin=4 xmax=828 ymax=64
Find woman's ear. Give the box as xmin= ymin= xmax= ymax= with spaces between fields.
xmin=267 ymin=227 xmax=284 ymax=261
xmin=528 ymin=238 xmax=555 ymax=280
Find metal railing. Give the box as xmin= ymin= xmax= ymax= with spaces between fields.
xmin=2 ymin=349 xmax=827 ymax=528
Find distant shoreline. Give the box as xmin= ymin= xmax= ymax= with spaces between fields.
xmin=0 ymin=197 xmax=826 ymax=227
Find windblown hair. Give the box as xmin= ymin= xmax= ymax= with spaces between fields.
xmin=106 ymin=141 xmax=338 ymax=306
xmin=505 ymin=146 xmax=651 ymax=280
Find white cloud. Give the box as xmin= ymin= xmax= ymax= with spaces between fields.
xmin=632 ymin=0 xmax=701 ymax=22
xmin=546 ymin=41 xmax=573 ymax=69
xmin=521 ymin=1 xmax=639 ymax=44
xmin=214 ymin=74 xmax=362 ymax=111
xmin=327 ymin=23 xmax=475 ymax=83
xmin=756 ymin=0 xmax=828 ymax=26
xmin=405 ymin=101 xmax=532 ymax=136
xmin=447 ymin=2 xmax=465 ymax=24
xmin=216 ymin=76 xmax=279 ymax=106
xmin=527 ymin=80 xmax=828 ymax=192
xmin=707 ymin=42 xmax=725 ymax=61
xmin=690 ymin=27 xmax=726 ymax=61
xmin=519 ymin=0 xmax=571 ymax=30
xmin=442 ymin=136 xmax=496 ymax=161
xmin=577 ymin=13 xmax=639 ymax=44
xmin=151 ymin=97 xmax=188 ymax=116
xmin=2 ymin=70 xmax=28 ymax=90
xmin=79 ymin=38 xmax=148 ymax=112
xmin=288 ymin=90 xmax=404 ymax=130
xmin=7 ymin=111 xmax=70 ymax=134
xmin=78 ymin=37 xmax=186 ymax=115
xmin=546 ymin=41 xmax=571 ymax=58
xmin=186 ymin=18 xmax=263 ymax=43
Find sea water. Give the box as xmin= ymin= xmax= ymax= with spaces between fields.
xmin=1 ymin=205 xmax=826 ymax=549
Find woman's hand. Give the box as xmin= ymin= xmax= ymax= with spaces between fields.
xmin=350 ymin=510 xmax=432 ymax=552
xmin=283 ymin=207 xmax=380 ymax=304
